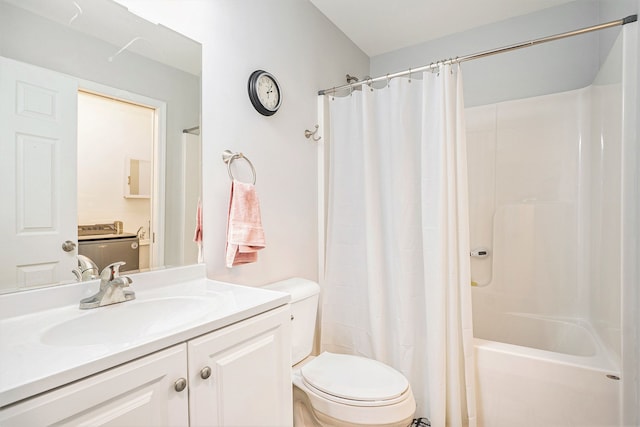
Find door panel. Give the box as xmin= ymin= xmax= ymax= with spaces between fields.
xmin=0 ymin=56 xmax=78 ymax=291
xmin=188 ymin=307 xmax=293 ymax=427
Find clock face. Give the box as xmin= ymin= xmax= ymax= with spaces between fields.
xmin=248 ymin=70 xmax=281 ymax=116
xmin=256 ymin=74 xmax=280 ymax=110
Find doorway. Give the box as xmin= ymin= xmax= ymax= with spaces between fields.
xmin=77 ymin=88 xmax=164 ymax=271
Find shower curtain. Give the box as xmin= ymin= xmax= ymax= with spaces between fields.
xmin=321 ymin=64 xmax=476 ymax=427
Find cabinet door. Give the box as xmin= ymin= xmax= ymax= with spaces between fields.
xmin=0 ymin=344 xmax=189 ymax=426
xmin=188 ymin=306 xmax=292 ymax=427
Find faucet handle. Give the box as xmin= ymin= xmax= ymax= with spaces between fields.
xmin=101 ymin=261 xmax=126 ymax=281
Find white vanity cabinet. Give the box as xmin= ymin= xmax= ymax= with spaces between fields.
xmin=0 ymin=306 xmax=292 ymax=427
xmin=188 ymin=305 xmax=292 ymax=427
xmin=0 ymin=344 xmax=190 ymax=426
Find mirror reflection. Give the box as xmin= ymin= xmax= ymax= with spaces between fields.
xmin=0 ymin=0 xmax=202 ymax=293
xmin=126 ymin=159 xmax=152 ymax=198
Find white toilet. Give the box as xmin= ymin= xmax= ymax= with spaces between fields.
xmin=265 ymin=278 xmax=416 ymax=427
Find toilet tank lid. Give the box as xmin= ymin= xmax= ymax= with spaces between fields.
xmin=263 ymin=278 xmax=319 ymax=303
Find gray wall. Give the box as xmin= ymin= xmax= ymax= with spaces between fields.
xmin=111 ymin=0 xmax=370 ymax=285
xmin=0 ymin=2 xmax=201 ymax=266
xmin=371 ymin=1 xmax=638 ymax=107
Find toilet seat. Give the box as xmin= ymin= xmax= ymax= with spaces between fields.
xmin=300 ymin=352 xmax=410 ymax=406
xmin=292 ymin=352 xmax=416 ymax=426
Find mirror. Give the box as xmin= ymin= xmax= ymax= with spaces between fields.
xmin=0 ymin=0 xmax=202 ymax=293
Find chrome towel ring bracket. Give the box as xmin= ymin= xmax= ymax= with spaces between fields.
xmin=222 ymin=149 xmax=257 ymax=185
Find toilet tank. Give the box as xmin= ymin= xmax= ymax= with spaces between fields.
xmin=264 ymin=278 xmax=320 ymax=365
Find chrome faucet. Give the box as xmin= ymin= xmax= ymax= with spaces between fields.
xmin=72 ymin=255 xmax=99 ymax=282
xmin=79 ymin=262 xmax=135 ymax=309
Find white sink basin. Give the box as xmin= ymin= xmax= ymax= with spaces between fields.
xmin=41 ymin=296 xmax=218 ymax=346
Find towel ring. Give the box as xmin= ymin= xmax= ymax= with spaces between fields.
xmin=222 ymin=149 xmax=256 ymax=184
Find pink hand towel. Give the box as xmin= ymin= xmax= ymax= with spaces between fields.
xmin=225 ymin=180 xmax=266 ymax=267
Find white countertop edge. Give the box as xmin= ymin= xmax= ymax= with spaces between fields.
xmin=0 ymin=266 xmax=291 ymax=408
xmin=0 ymin=298 xmax=288 ymax=408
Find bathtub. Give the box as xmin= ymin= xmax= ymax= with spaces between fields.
xmin=473 ymin=311 xmax=621 ymax=427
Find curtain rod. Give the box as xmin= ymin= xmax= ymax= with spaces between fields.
xmin=318 ymin=14 xmax=637 ymax=96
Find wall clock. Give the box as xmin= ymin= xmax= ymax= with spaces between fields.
xmin=248 ymin=70 xmax=281 ymax=116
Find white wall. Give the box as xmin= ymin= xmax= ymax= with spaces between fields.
xmin=113 ymin=0 xmax=369 ymax=285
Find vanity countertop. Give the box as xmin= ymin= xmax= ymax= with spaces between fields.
xmin=0 ymin=265 xmax=290 ymax=408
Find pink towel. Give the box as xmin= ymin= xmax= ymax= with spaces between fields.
xmin=225 ymin=180 xmax=266 ymax=267
xmin=194 ymin=198 xmax=203 ymax=263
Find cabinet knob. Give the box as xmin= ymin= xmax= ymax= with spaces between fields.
xmin=200 ymin=366 xmax=212 ymax=380
xmin=174 ymin=378 xmax=187 ymax=392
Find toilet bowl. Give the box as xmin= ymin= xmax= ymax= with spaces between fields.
xmin=265 ymin=278 xmax=416 ymax=427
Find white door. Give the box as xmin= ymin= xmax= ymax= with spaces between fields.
xmin=0 ymin=344 xmax=189 ymax=426
xmin=0 ymin=56 xmax=78 ymax=292
xmin=188 ymin=306 xmax=293 ymax=427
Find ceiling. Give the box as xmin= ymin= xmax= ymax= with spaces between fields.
xmin=310 ymin=0 xmax=573 ymax=57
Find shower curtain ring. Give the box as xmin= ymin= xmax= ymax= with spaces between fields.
xmin=386 ymin=73 xmax=390 ymax=87
xmin=408 ymin=67 xmax=412 ymax=83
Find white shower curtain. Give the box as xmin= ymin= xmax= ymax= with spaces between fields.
xmin=322 ymin=64 xmax=476 ymax=427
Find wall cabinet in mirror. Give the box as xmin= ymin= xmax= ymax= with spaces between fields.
xmin=125 ymin=158 xmax=151 ymax=198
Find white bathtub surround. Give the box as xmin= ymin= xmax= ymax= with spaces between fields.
xmin=465 ymin=27 xmax=637 ymax=426
xmin=473 ymin=307 xmax=617 ymax=364
xmin=322 ymin=65 xmax=476 ymax=426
